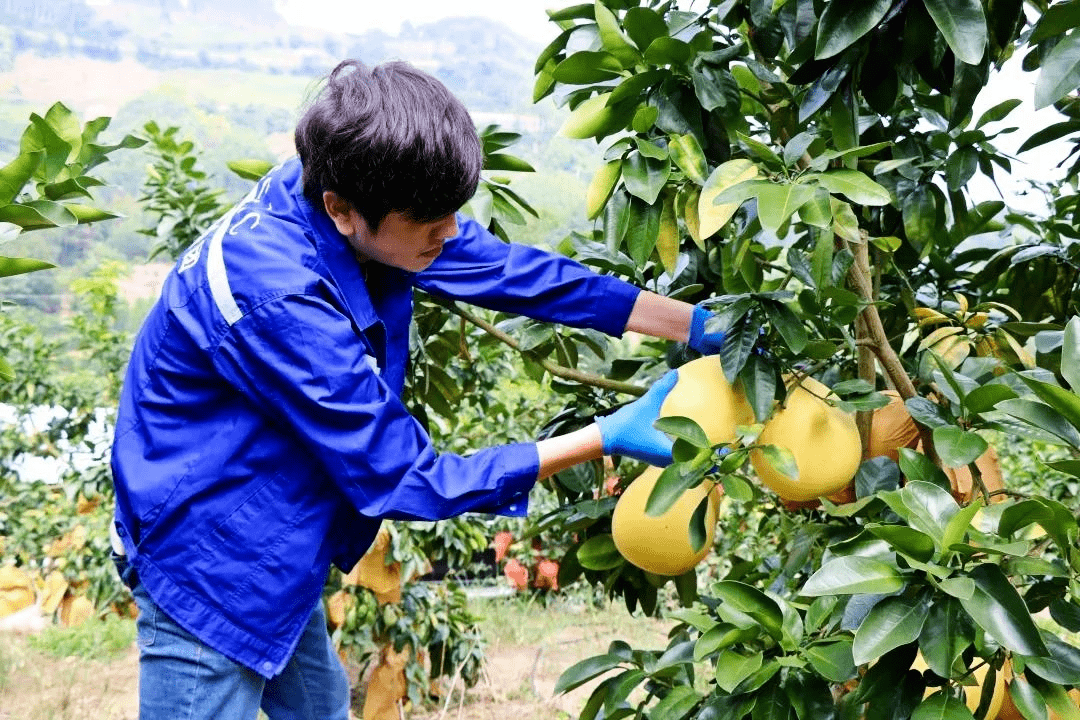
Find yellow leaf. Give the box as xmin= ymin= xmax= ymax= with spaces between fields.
xmin=679 ymin=185 xmax=703 ymax=250
xmin=657 ymin=194 xmax=679 ymax=274
xmin=965 ymin=312 xmax=989 ymax=330
xmin=954 ymin=292 xmax=969 ymax=316
xmin=913 ymin=307 xmax=953 ymax=328
xmin=919 ymin=325 xmax=964 ymax=351
xmin=585 ymin=160 xmax=621 ymax=220
xmin=699 ymin=159 xmax=758 ymax=238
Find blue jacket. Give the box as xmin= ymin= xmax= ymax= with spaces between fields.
xmin=110 ymin=157 xmax=641 ymax=677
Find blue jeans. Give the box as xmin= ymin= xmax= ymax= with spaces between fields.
xmin=115 ymin=555 xmax=350 ymax=720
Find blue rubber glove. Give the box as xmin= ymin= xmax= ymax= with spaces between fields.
xmin=688 ymin=305 xmax=727 ymax=355
xmin=595 ymin=370 xmax=679 ymax=467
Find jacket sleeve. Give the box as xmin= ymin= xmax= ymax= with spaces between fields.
xmin=211 ymin=293 xmax=539 ymax=521
xmin=414 ymin=215 xmax=642 ymax=337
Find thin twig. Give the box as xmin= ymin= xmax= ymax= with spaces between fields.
xmin=433 ymin=298 xmax=647 ymax=396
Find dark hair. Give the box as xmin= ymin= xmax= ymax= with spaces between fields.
xmin=294 ymin=60 xmax=482 ymax=230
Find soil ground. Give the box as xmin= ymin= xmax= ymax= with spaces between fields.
xmin=0 ymin=592 xmax=675 ymax=720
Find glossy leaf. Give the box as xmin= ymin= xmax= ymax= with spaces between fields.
xmin=711 ymin=581 xmax=785 ymax=641
xmin=804 ymin=639 xmax=857 ymax=682
xmin=967 ymin=563 xmax=1048 ymax=656
xmin=802 ymin=556 xmax=905 ymax=596
xmin=911 ymin=692 xmax=976 ymax=720
xmin=576 ymin=534 xmax=625 ymax=571
xmin=815 ymin=0 xmax=893 ymax=60
xmin=622 ymin=152 xmax=670 ymax=205
xmin=923 ymin=0 xmax=988 ymax=65
xmin=918 ymin=596 xmax=975 ymax=679
xmin=1062 ymin=316 xmax=1080 ymax=392
xmin=552 ymin=51 xmax=623 ymax=84
xmin=715 ymin=649 xmax=764 ymax=693
xmin=645 ymin=463 xmax=702 ymax=516
xmin=808 ymin=170 xmax=892 ymax=206
xmin=0 ymin=255 xmax=55 ymax=278
xmin=594 ymin=2 xmax=640 ymax=67
xmin=866 ymin=524 xmax=935 ymax=563
xmin=994 ymin=399 xmax=1080 ymax=448
xmin=625 ymin=196 xmax=660 ymax=265
xmin=0 ymin=149 xmax=43 ymax=207
xmin=560 ymin=93 xmax=619 ymax=139
xmin=931 ymin=426 xmax=988 ymax=468
xmin=226 ymin=158 xmax=273 ymax=181
xmin=1020 ymin=633 xmax=1080 ymax=686
xmin=853 ymin=595 xmax=930 ymax=665
xmin=698 ymin=159 xmax=759 ymax=237
xmin=1035 ymin=30 xmax=1080 ymax=109
xmin=756 ymin=182 xmax=816 ymax=231
xmin=656 ymin=192 xmax=679 ymax=274
xmin=585 ymin=160 xmax=621 ymax=220
xmin=1016 ymin=373 xmax=1080 ymax=435
xmin=554 ymin=652 xmax=625 ymax=694
xmin=1006 ymin=676 xmax=1047 ymax=720
xmin=668 ymin=133 xmax=708 ymax=185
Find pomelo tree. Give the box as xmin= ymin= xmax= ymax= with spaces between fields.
xmin=439 ymin=1 xmax=1080 ymax=718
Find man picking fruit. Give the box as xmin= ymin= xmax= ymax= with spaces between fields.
xmin=109 ymin=59 xmax=728 ymax=720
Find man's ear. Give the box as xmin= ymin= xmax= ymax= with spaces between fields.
xmin=322 ymin=191 xmax=361 ymax=236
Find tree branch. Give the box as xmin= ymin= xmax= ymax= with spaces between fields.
xmin=434 ymin=299 xmax=648 ymax=397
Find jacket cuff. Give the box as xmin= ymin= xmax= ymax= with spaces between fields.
xmin=590 ymin=277 xmax=642 ymax=338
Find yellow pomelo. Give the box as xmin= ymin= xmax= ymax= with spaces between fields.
xmin=750 ymin=376 xmax=862 ymax=502
xmin=0 ymin=565 xmax=35 ymax=618
xmin=912 ymin=653 xmax=1007 ymax=720
xmin=612 ymin=465 xmax=721 ymax=576
xmin=661 ymin=355 xmax=755 ymax=446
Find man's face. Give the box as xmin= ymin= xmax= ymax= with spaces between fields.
xmin=351 ymin=211 xmax=458 ymax=273
xmin=323 ymin=192 xmax=458 ymax=272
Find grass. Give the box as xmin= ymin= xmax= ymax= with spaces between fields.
xmin=28 ymin=615 xmax=136 ymax=661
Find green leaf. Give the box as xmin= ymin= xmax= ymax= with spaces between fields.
xmin=715 ymin=649 xmax=764 ymax=693
xmin=560 ymin=92 xmax=618 ymax=139
xmin=0 ymin=200 xmax=77 ymax=230
xmin=804 ymin=639 xmax=857 ymax=682
xmin=1031 ymin=675 xmax=1080 ymax=720
xmin=1020 ymin=633 xmax=1080 ymax=685
xmin=918 ymin=596 xmax=975 ymax=679
xmin=756 ymin=182 xmax=817 ymax=231
xmin=853 ymin=595 xmax=929 ymax=665
xmin=622 ymin=152 xmax=670 ymax=205
xmin=1061 ymin=316 xmax=1080 ymax=392
xmin=866 ymin=524 xmax=936 ymax=563
xmin=809 ymin=169 xmax=892 ymax=206
xmin=802 ymin=556 xmax=905 ymax=596
xmin=0 ymin=255 xmax=55 ymax=278
xmin=226 ymin=159 xmax=274 ymax=181
xmin=644 ymin=464 xmax=701 ymax=517
xmin=923 ymin=0 xmax=988 ymax=65
xmin=577 ymin=534 xmax=625 ymax=571
xmin=553 ymin=51 xmax=623 ymax=84
xmin=903 ymin=186 xmax=938 ymax=250
xmin=912 ymin=692 xmax=977 ymax=720
xmin=692 ymin=65 xmax=741 ymax=113
xmin=763 ymin=299 xmax=807 ymax=354
xmin=967 ymin=563 xmax=1048 ymax=656
xmin=815 ymin=0 xmax=893 ymax=59
xmin=483 ymin=153 xmax=536 ymax=173
xmin=668 ymin=133 xmax=708 ymax=185
xmin=554 ymin=653 xmax=625 ymax=694
xmin=995 ymin=399 xmax=1080 ymax=447
xmin=711 ymin=581 xmax=785 ymax=641
xmin=0 ymin=149 xmax=43 ymax=206
xmin=756 ymin=443 xmax=799 ymax=481
xmin=739 ymin=354 xmax=778 ymax=424
xmin=942 ymin=499 xmax=983 ymax=552
xmin=737 ymin=132 xmax=783 ymax=170
xmin=1005 ymin=675 xmax=1046 ymax=720
xmin=931 ymin=427 xmax=988 ymax=468
xmin=0 ymin=355 xmax=12 ymax=381
xmin=625 ymin=196 xmax=660 ymax=266
xmin=623 ymin=7 xmax=668 ymax=50
xmin=66 ymin=204 xmax=121 ymax=224
xmin=946 ymin=146 xmax=979 ymax=191
xmin=1035 ymin=30 xmax=1080 ymax=109
xmin=963 ymin=384 xmax=1017 ymax=414
xmin=594 ymin=1 xmax=640 ymax=67
xmin=655 ymin=415 xmax=710 ymax=449
xmin=696 ymin=623 xmax=760 ymax=660
xmin=1016 ymin=373 xmax=1080 ymax=436
xmin=650 ymin=685 xmax=700 ymax=719
xmin=890 ymin=481 xmax=960 ymax=547
xmin=1031 ymin=1 xmax=1080 ymax=43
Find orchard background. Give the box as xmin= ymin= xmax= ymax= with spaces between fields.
xmin=2 ymin=1 xmax=1080 ymax=719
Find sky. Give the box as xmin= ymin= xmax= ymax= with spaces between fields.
xmin=274 ymin=0 xmax=561 ymax=45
